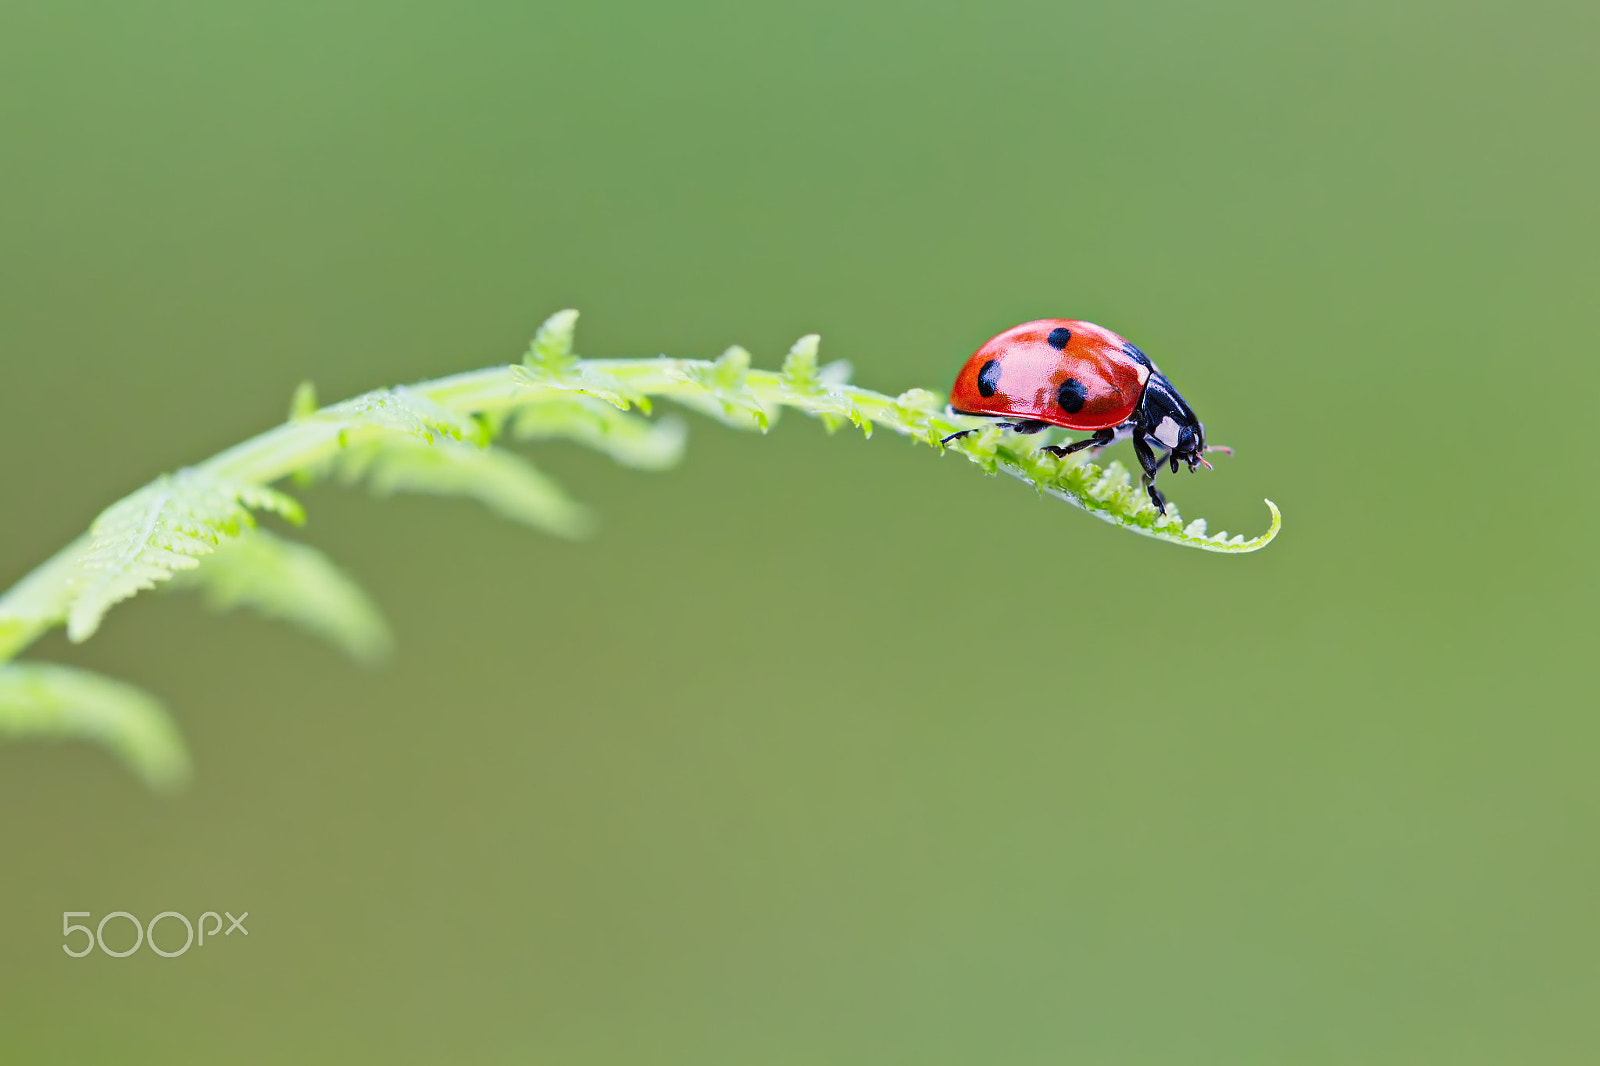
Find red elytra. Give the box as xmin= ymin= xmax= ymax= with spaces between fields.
xmin=948 ymin=319 xmax=1150 ymax=430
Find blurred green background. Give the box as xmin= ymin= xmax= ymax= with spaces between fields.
xmin=2 ymin=0 xmax=1597 ymax=1061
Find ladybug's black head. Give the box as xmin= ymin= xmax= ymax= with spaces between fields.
xmin=1136 ymin=372 xmax=1208 ymax=472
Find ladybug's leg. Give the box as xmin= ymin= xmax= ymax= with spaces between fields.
xmin=940 ymin=418 xmax=1049 ymax=446
xmin=1039 ymin=427 xmax=1117 ymax=459
xmin=1131 ymin=429 xmax=1168 ymax=513
xmin=1091 ymin=423 xmax=1136 ymax=456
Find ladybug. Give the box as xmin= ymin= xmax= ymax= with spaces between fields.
xmin=944 ymin=319 xmax=1225 ymax=513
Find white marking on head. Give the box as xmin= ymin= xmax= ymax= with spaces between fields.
xmin=1153 ymin=416 xmax=1181 ymax=450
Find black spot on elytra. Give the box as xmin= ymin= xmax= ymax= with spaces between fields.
xmin=976 ymin=358 xmax=1002 ymax=398
xmin=1057 ymin=377 xmax=1088 ymax=414
xmin=1047 ymin=327 xmax=1072 ymax=350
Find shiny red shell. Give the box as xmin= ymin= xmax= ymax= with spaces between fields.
xmin=949 ymin=319 xmax=1152 ymax=431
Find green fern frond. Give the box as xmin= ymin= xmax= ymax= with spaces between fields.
xmin=517 ymin=311 xmax=650 ymax=413
xmin=317 ymin=436 xmax=593 ymax=538
xmin=0 ymin=308 xmax=1280 ymax=787
xmin=67 ymin=470 xmax=305 ymax=643
xmin=522 ymin=307 xmax=581 ymax=376
xmin=0 ymin=539 xmax=86 ymax=662
xmin=0 ymin=469 xmax=308 ymax=650
xmin=507 ymin=395 xmax=687 ymax=470
xmin=319 ymin=386 xmax=484 ymax=445
xmin=170 ymin=529 xmax=392 ymax=664
xmin=0 ymin=663 xmax=190 ymax=789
